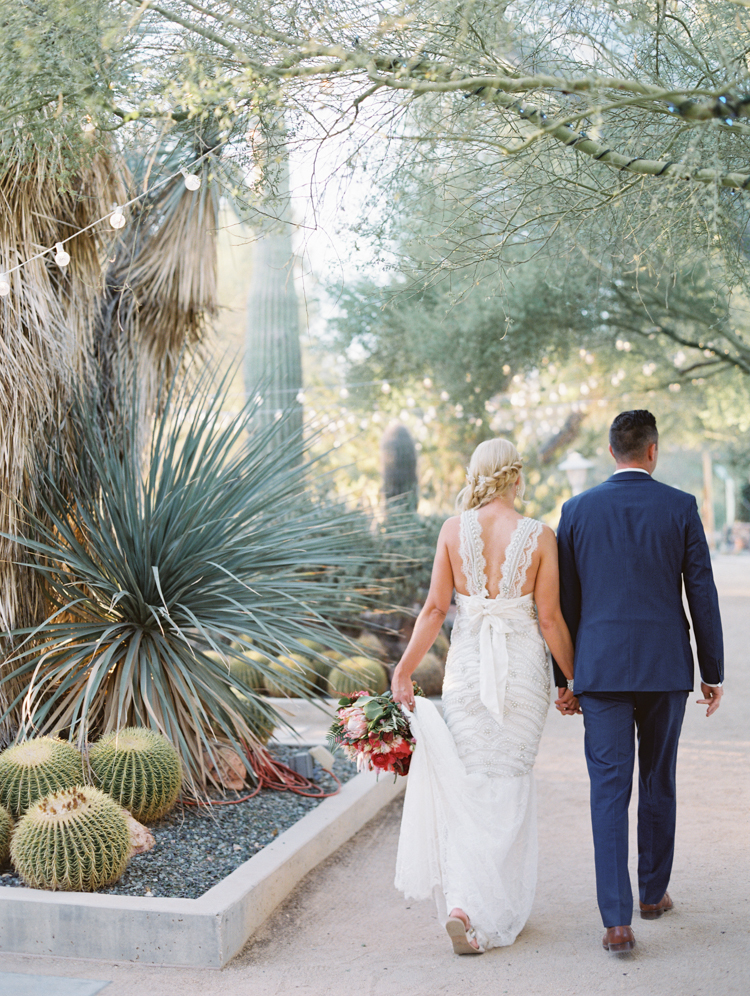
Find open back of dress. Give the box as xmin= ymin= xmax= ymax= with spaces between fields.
xmin=394 ymin=510 xmax=552 ymax=949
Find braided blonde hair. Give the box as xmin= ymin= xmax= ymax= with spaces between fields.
xmin=456 ymin=438 xmax=525 ymax=511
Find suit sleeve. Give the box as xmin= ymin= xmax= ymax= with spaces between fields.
xmin=682 ymin=499 xmax=723 ymax=685
xmin=552 ymin=503 xmax=581 ymax=688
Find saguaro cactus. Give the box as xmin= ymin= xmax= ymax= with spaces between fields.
xmin=381 ymin=422 xmax=418 ymax=510
xmin=245 ymin=140 xmax=303 ymax=442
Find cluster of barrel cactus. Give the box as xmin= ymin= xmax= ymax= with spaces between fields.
xmin=0 ymin=728 xmax=183 ymax=891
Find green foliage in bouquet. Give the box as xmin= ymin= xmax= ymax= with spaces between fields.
xmin=11 ymin=785 xmax=130 ymax=892
xmin=0 ymin=804 xmax=12 ymax=865
xmin=0 ymin=365 xmax=382 ymax=797
xmin=326 ymin=685 xmax=425 ymax=776
xmin=88 ymin=728 xmax=182 ymax=823
xmin=0 ymin=738 xmax=84 ymax=816
xmin=326 ymin=657 xmax=389 ymax=696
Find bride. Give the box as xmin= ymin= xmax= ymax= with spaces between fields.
xmin=391 ymin=438 xmax=575 ymax=955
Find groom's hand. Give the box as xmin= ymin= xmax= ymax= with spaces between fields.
xmin=555 ymin=688 xmax=581 ymax=716
xmin=697 ymin=682 xmax=723 ymax=717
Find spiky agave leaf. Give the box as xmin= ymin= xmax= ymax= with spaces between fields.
xmin=2 ymin=363 xmax=380 ymax=797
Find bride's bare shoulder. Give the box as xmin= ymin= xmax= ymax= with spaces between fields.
xmin=440 ymin=514 xmax=461 ymax=536
xmin=534 ymin=522 xmax=558 ymax=549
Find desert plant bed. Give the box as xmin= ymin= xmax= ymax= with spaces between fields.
xmin=0 ymin=746 xmax=356 ymax=900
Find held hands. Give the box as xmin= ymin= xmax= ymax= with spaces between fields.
xmin=555 ymin=687 xmax=582 ymax=716
xmin=391 ymin=665 xmax=417 ymax=711
xmin=697 ymin=682 xmax=723 ymax=717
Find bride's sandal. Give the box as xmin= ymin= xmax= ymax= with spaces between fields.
xmin=446 ymin=916 xmax=485 ymax=955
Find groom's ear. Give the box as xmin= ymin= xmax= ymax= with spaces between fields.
xmin=608 ymin=443 xmax=616 ymax=461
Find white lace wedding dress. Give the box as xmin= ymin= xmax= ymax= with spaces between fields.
xmin=395 ymin=510 xmax=552 ymax=949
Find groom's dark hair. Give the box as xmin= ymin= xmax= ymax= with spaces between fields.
xmin=609 ymin=410 xmax=658 ymax=460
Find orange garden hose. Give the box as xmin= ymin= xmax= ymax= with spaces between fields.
xmin=182 ymin=747 xmax=342 ymax=807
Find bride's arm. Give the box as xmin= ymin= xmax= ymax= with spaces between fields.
xmin=391 ymin=519 xmax=456 ymax=710
xmin=534 ymin=526 xmax=575 ymax=682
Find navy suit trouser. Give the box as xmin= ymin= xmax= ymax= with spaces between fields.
xmin=577 ymin=691 xmax=688 ymax=928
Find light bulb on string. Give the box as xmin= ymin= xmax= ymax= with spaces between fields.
xmin=181 ymin=168 xmax=202 ymax=191
xmin=0 ymin=274 xmax=10 ymax=297
xmin=54 ymin=243 xmax=70 ymax=268
xmin=110 ymin=205 xmax=126 ymax=229
xmin=81 ymin=116 xmax=96 ymax=133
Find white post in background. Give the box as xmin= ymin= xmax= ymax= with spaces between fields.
xmin=715 ymin=464 xmax=735 ymax=550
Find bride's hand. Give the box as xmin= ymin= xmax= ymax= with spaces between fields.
xmin=555 ymin=688 xmax=581 ymax=715
xmin=391 ymin=665 xmax=417 ymax=711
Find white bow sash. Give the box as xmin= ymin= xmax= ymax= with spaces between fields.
xmin=455 ymin=593 xmax=536 ymax=722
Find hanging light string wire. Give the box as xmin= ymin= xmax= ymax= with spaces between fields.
xmin=0 ymin=145 xmax=221 ymax=284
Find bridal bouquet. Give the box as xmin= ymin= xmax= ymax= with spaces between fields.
xmin=326 ymin=685 xmax=424 ymax=776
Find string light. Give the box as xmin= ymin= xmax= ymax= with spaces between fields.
xmin=110 ymin=205 xmax=126 ymax=230
xmin=181 ymin=168 xmax=202 ymax=191
xmin=0 ymin=147 xmax=219 ymax=297
xmin=81 ymin=117 xmax=96 ymax=133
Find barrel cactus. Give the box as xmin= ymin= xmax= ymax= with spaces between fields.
xmin=264 ymin=656 xmax=318 ymax=698
xmin=0 ymin=805 xmax=13 ymax=865
xmin=413 ymin=651 xmax=445 ymax=697
xmin=229 ymin=655 xmax=267 ymax=692
xmin=88 ymin=728 xmax=182 ymax=823
xmin=0 ymin=737 xmax=84 ymax=816
xmin=11 ymin=786 xmax=130 ymax=891
xmin=326 ymin=657 xmax=389 ymax=696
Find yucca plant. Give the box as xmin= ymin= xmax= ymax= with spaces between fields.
xmin=1 ymin=364 xmax=379 ymax=797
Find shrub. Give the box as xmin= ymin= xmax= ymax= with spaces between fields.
xmin=0 ymin=738 xmax=84 ymax=816
xmin=88 ymin=728 xmax=182 ymax=822
xmin=11 ymin=785 xmax=130 ymax=891
xmin=326 ymin=657 xmax=389 ymax=696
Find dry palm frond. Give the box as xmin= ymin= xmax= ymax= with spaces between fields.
xmin=95 ymin=162 xmax=218 ymax=420
xmin=0 ymin=146 xmax=126 ymax=738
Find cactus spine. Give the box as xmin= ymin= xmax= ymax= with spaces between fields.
xmin=381 ymin=422 xmax=418 ymax=510
xmin=0 ymin=804 xmax=12 ymax=864
xmin=0 ymin=737 xmax=84 ymax=816
xmin=244 ymin=136 xmax=303 ymax=442
xmin=11 ymin=786 xmax=130 ymax=892
xmin=88 ymin=728 xmax=182 ymax=823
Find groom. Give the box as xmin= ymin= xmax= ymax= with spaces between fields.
xmin=553 ymin=410 xmax=724 ymax=952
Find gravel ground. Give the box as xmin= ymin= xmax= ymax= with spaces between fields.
xmin=0 ymin=745 xmax=357 ymax=899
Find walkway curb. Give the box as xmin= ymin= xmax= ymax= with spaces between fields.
xmin=0 ymin=769 xmax=405 ymax=968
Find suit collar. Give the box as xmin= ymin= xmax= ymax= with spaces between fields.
xmin=607 ymin=470 xmax=655 ymax=482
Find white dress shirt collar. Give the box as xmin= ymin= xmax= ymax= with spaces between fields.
xmin=613 ymin=467 xmax=651 ymax=475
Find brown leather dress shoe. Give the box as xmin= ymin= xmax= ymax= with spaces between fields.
xmin=602 ymin=926 xmax=636 ymax=952
xmin=639 ymin=892 xmax=673 ymax=920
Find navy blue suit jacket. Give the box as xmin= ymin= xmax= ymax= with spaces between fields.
xmin=553 ymin=470 xmax=723 ymax=692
